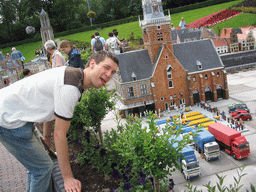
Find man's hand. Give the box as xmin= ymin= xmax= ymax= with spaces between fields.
xmin=64 ymin=177 xmax=82 ymax=192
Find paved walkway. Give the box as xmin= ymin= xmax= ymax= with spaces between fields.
xmin=0 ymin=143 xmax=27 ymax=192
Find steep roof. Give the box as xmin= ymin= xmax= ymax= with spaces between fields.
xmin=212 ymin=38 xmax=228 ymax=47
xmin=116 ymin=49 xmax=153 ymax=83
xmin=173 ymin=39 xmax=224 ymax=73
xmin=171 ymin=28 xmax=201 ymax=42
xmin=220 ymin=28 xmax=235 ymax=38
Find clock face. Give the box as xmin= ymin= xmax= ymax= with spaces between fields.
xmin=152 ymin=2 xmax=159 ymax=15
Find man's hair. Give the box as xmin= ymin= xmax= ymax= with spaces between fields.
xmin=85 ymin=50 xmax=119 ymax=68
xmin=23 ymin=69 xmax=30 ymax=76
xmin=12 ymin=47 xmax=16 ymax=51
xmin=108 ymin=32 xmax=113 ymax=37
xmin=94 ymin=32 xmax=100 ymax=36
xmin=113 ymin=29 xmax=117 ymax=33
xmin=44 ymin=40 xmax=57 ymax=50
xmin=113 ymin=31 xmax=118 ymax=37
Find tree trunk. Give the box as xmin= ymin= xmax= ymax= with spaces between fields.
xmin=96 ymin=123 xmax=104 ymax=145
xmin=153 ymin=176 xmax=161 ymax=192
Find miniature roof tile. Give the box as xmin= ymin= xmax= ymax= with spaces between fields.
xmin=171 ymin=28 xmax=201 ymax=42
xmin=173 ymin=39 xmax=224 ymax=73
xmin=237 ymin=34 xmax=248 ymax=40
xmin=220 ymin=50 xmax=256 ymax=68
xmin=116 ymin=49 xmax=153 ymax=83
xmin=212 ymin=38 xmax=228 ymax=47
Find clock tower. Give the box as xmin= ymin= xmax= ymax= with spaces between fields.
xmin=140 ymin=0 xmax=172 ymax=63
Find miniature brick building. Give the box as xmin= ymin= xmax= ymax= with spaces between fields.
xmin=114 ymin=0 xmax=229 ymax=116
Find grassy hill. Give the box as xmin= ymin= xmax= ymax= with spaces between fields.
xmin=1 ymin=0 xmax=251 ymax=62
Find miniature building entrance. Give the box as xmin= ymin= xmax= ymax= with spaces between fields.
xmin=193 ymin=90 xmax=200 ymax=104
xmin=205 ymin=87 xmax=213 ymax=101
xmin=217 ymin=85 xmax=225 ymax=99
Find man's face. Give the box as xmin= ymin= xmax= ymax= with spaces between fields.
xmin=89 ymin=57 xmax=118 ymax=88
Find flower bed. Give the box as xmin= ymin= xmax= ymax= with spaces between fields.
xmin=186 ymin=9 xmax=242 ymax=28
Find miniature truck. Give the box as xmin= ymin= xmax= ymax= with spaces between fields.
xmin=208 ymin=123 xmax=250 ymax=160
xmin=193 ymin=128 xmax=220 ymax=161
xmin=169 ymin=136 xmax=201 ymax=180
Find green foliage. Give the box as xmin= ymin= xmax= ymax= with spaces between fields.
xmin=80 ymin=48 xmax=92 ymax=65
xmin=19 ymin=72 xmax=25 ymax=79
xmin=72 ymin=112 xmax=201 ymax=191
xmin=69 ymin=86 xmax=116 ymax=142
xmin=185 ymin=166 xmax=254 ymax=192
xmin=231 ymin=6 xmax=256 ymax=14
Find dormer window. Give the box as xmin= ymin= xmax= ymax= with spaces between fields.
xmin=196 ymin=60 xmax=202 ymax=70
xmin=131 ymin=72 xmax=137 ymax=81
xmin=166 ymin=65 xmax=172 ymax=79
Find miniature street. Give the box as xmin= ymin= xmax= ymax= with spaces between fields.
xmin=103 ymin=69 xmax=256 ymax=191
xmin=1 ymin=69 xmax=256 ymax=191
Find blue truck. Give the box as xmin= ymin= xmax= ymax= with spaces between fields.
xmin=193 ymin=128 xmax=220 ymax=161
xmin=169 ymin=136 xmax=201 ymax=180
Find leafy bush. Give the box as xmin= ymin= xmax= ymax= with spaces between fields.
xmin=70 ymin=99 xmax=201 ymax=192
xmin=185 ymin=166 xmax=255 ymax=192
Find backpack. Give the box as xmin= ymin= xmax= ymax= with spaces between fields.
xmin=94 ymin=37 xmax=103 ymax=51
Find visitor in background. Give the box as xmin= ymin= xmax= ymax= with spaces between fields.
xmin=59 ymin=40 xmax=84 ymax=69
xmin=35 ymin=49 xmax=40 ymax=57
xmin=91 ymin=32 xmax=107 ymax=54
xmin=171 ymin=23 xmax=175 ymax=30
xmin=44 ymin=40 xmax=66 ymax=68
xmin=106 ymin=32 xmax=123 ymax=55
xmin=11 ymin=47 xmax=25 ymax=69
xmin=179 ymin=17 xmax=186 ymax=29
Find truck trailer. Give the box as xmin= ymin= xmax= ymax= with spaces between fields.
xmin=193 ymin=128 xmax=220 ymax=161
xmin=169 ymin=136 xmax=201 ymax=180
xmin=208 ymin=123 xmax=250 ymax=160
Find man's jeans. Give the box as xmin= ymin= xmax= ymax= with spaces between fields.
xmin=0 ymin=123 xmax=53 ymax=192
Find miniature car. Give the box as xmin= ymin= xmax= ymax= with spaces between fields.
xmin=228 ymin=102 xmax=250 ymax=113
xmin=233 ymin=112 xmax=252 ymax=121
xmin=230 ymin=110 xmax=248 ymax=117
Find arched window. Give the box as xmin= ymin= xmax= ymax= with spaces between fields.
xmin=169 ymin=81 xmax=173 ymax=88
xmin=205 ymin=74 xmax=208 ymax=80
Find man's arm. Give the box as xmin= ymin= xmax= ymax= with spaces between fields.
xmin=104 ymin=43 xmax=108 ymax=51
xmin=54 ymin=117 xmax=82 ymax=192
xmin=91 ymin=44 xmax=95 ymax=53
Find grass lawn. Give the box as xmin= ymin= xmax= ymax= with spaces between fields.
xmin=0 ymin=0 xmax=250 ymax=62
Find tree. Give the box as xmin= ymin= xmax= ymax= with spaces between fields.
xmin=69 ymin=87 xmax=116 ymax=145
xmin=0 ymin=0 xmax=18 ymax=40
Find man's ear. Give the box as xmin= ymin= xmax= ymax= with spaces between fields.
xmin=89 ymin=59 xmax=96 ymax=68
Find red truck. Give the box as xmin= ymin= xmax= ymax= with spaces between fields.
xmin=208 ymin=123 xmax=250 ymax=160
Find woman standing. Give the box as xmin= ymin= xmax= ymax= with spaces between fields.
xmin=59 ymin=40 xmax=84 ymax=69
